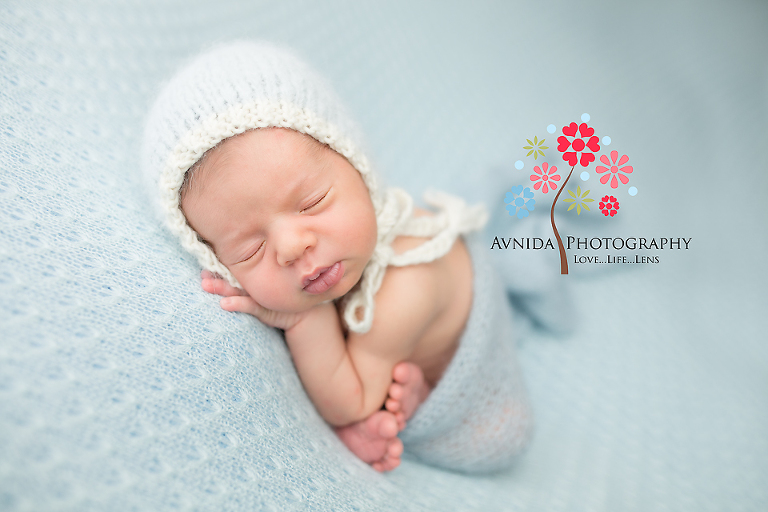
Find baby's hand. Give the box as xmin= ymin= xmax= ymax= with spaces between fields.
xmin=200 ymin=270 xmax=307 ymax=330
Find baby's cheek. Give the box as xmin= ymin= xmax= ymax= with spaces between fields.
xmin=248 ymin=280 xmax=293 ymax=311
xmin=239 ymin=276 xmax=266 ymax=302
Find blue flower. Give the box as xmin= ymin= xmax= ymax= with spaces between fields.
xmin=505 ymin=186 xmax=536 ymax=219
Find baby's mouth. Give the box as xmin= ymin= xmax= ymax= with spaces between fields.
xmin=303 ymin=262 xmax=344 ymax=295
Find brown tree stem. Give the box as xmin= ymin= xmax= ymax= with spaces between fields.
xmin=551 ymin=165 xmax=575 ymax=274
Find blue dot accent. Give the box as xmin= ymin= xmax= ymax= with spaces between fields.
xmin=580 ymin=171 xmax=590 ymax=181
xmin=628 ymin=186 xmax=638 ymax=196
xmin=547 ymin=124 xmax=556 ymax=134
xmin=515 ymin=160 xmax=524 ymax=170
xmin=602 ymin=136 xmax=611 ymax=145
xmin=581 ymin=113 xmax=590 ymax=122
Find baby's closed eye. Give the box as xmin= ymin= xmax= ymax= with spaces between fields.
xmin=300 ymin=190 xmax=330 ymax=213
xmin=236 ymin=240 xmax=265 ymax=264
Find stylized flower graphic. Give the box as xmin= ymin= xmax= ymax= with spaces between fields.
xmin=557 ymin=122 xmax=600 ymax=167
xmin=523 ymin=136 xmax=548 ymax=160
xmin=505 ymin=185 xmax=536 ymax=219
xmin=595 ymin=151 xmax=633 ymax=189
xmin=506 ymin=114 xmax=639 ymax=274
xmin=530 ymin=162 xmax=561 ymax=193
xmin=562 ymin=186 xmax=594 ymax=215
xmin=599 ymin=195 xmax=620 ymax=217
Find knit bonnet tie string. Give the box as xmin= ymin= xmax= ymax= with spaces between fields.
xmin=342 ymin=188 xmax=488 ymax=334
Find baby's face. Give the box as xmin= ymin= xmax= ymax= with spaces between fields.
xmin=181 ymin=128 xmax=378 ymax=313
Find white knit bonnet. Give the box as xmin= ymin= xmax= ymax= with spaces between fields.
xmin=142 ymin=41 xmax=487 ymax=333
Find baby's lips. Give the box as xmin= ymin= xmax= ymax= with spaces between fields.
xmin=303 ymin=262 xmax=343 ymax=295
xmin=302 ymin=266 xmax=330 ymax=288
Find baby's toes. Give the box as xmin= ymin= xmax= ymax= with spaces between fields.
xmin=392 ymin=362 xmax=414 ymax=384
xmin=376 ymin=412 xmax=399 ymax=439
xmin=394 ymin=411 xmax=406 ymax=431
xmin=382 ymin=439 xmax=403 ymax=471
xmin=388 ymin=382 xmax=404 ymax=401
xmin=376 ymin=456 xmax=400 ymax=472
xmin=372 ymin=440 xmax=403 ymax=472
xmin=371 ymin=460 xmax=387 ymax=472
xmin=385 ymin=396 xmax=401 ymax=414
xmin=388 ymin=437 xmax=403 ymax=459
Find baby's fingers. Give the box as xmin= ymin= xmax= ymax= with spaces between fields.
xmin=220 ymin=296 xmax=279 ymax=325
xmin=220 ymin=296 xmax=301 ymax=330
xmin=220 ymin=295 xmax=262 ymax=316
xmin=201 ymin=273 xmax=246 ymax=297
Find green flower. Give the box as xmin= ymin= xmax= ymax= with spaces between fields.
xmin=523 ymin=136 xmax=548 ymax=160
xmin=562 ymin=186 xmax=594 ymax=215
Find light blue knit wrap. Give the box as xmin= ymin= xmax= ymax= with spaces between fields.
xmin=400 ymin=235 xmax=533 ymax=473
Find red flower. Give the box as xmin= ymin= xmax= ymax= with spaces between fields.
xmin=596 ymin=151 xmax=633 ymax=189
xmin=557 ymin=122 xmax=600 ymax=167
xmin=530 ymin=162 xmax=561 ymax=193
xmin=599 ymin=195 xmax=620 ymax=217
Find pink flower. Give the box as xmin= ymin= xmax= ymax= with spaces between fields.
xmin=530 ymin=162 xmax=561 ymax=193
xmin=557 ymin=122 xmax=601 ymax=167
xmin=595 ymin=151 xmax=633 ymax=189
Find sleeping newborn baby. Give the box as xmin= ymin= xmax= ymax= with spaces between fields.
xmin=142 ymin=41 xmax=532 ymax=473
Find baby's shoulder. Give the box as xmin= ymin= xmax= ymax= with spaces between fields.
xmin=364 ymin=209 xmax=473 ymax=356
xmin=382 ymin=207 xmax=473 ymax=316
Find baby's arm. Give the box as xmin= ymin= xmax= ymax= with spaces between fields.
xmin=202 ymin=261 xmax=442 ymax=427
xmin=284 ymin=261 xmax=438 ymax=426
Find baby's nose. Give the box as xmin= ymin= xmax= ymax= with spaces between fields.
xmin=275 ymin=226 xmax=315 ymax=267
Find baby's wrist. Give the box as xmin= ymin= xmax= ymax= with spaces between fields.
xmin=283 ymin=308 xmax=317 ymax=336
xmin=284 ymin=302 xmax=335 ymax=339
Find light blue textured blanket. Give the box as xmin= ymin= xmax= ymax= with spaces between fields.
xmin=1 ymin=1 xmax=766 ymax=511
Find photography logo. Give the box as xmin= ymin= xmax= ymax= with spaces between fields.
xmin=497 ymin=113 xmax=689 ymax=274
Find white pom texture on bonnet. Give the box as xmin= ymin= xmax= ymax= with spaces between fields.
xmin=142 ymin=41 xmax=487 ymax=333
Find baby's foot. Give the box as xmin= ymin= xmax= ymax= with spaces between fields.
xmin=385 ymin=362 xmax=430 ymax=431
xmin=334 ymin=410 xmax=403 ymax=472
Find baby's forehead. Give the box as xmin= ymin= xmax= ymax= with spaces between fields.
xmin=225 ymin=127 xmax=328 ymax=158
xmin=198 ymin=129 xmax=337 ymax=193
xmin=191 ymin=128 xmax=326 ymax=181
xmin=295 ymin=129 xmax=332 ymax=158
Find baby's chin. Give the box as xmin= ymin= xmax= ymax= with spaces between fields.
xmin=255 ymin=287 xmax=349 ymax=315
xmin=332 ymin=267 xmax=365 ymax=301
